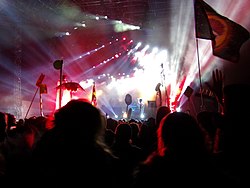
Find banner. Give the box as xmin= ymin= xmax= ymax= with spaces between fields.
xmin=194 ymin=0 xmax=249 ymax=63
xmin=36 ymin=73 xmax=45 ymax=87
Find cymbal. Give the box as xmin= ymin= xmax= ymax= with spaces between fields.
xmin=56 ymin=82 xmax=85 ymax=92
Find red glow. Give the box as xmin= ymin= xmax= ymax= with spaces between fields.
xmin=171 ymin=77 xmax=187 ymax=111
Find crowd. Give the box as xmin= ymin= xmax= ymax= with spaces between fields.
xmin=0 ymin=70 xmax=250 ymax=187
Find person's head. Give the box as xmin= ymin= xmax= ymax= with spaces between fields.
xmin=114 ymin=122 xmax=132 ymax=143
xmin=54 ymin=98 xmax=105 ymax=142
xmin=157 ymin=112 xmax=207 ymax=158
xmin=156 ymin=106 xmax=171 ymax=127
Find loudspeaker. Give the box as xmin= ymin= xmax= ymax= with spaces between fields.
xmin=147 ymin=101 xmax=157 ymax=118
xmin=148 ymin=101 xmax=156 ymax=108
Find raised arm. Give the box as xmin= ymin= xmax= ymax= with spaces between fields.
xmin=205 ymin=69 xmax=224 ymax=114
xmin=212 ymin=69 xmax=224 ymax=106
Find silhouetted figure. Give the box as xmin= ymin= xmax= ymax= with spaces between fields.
xmin=111 ymin=122 xmax=144 ymax=188
xmin=219 ymin=83 xmax=250 ymax=186
xmin=30 ymin=99 xmax=123 ymax=187
xmin=197 ymin=111 xmax=221 ymax=153
xmin=106 ymin=117 xmax=118 ymax=132
xmin=129 ymin=121 xmax=140 ymax=146
xmin=155 ymin=106 xmax=171 ymax=128
xmin=0 ymin=112 xmax=7 ymax=143
xmin=137 ymin=117 xmax=157 ymax=159
xmin=138 ymin=106 xmax=171 ymax=159
xmin=210 ymin=69 xmax=250 ymax=185
xmin=104 ymin=128 xmax=115 ymax=147
xmin=0 ymin=112 xmax=7 ymax=176
xmin=132 ymin=112 xmax=239 ymax=187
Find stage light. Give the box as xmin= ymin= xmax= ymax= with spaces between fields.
xmin=176 ymin=107 xmax=181 ymax=112
xmin=140 ymin=113 xmax=145 ymax=119
xmin=123 ymin=112 xmax=127 ymax=119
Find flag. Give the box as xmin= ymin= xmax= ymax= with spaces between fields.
xmin=36 ymin=73 xmax=45 ymax=87
xmin=40 ymin=84 xmax=48 ymax=94
xmin=194 ymin=0 xmax=249 ymax=63
xmin=91 ymin=82 xmax=97 ymax=106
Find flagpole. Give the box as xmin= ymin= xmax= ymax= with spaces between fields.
xmin=193 ymin=0 xmax=205 ymax=112
xmin=59 ymin=66 xmax=63 ymax=108
xmin=195 ymin=38 xmax=205 ymax=111
xmin=194 ymin=0 xmax=249 ymax=112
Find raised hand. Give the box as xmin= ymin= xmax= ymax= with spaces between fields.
xmin=212 ymin=69 xmax=224 ymax=106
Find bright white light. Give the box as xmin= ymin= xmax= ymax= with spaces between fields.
xmin=113 ymin=20 xmax=140 ymax=32
xmin=140 ymin=113 xmax=145 ymax=119
xmin=136 ymin=42 xmax=142 ymax=49
xmin=152 ymin=47 xmax=158 ymax=54
xmin=176 ymin=107 xmax=181 ymax=112
xmin=79 ymin=79 xmax=94 ymax=89
xmin=123 ymin=112 xmax=127 ymax=119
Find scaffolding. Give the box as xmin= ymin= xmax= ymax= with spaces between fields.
xmin=13 ymin=23 xmax=22 ymax=119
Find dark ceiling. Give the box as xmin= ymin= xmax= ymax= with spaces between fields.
xmin=0 ymin=0 xmax=172 ymax=48
xmin=0 ymin=0 xmax=175 ymax=66
xmin=0 ymin=0 xmax=177 ymax=77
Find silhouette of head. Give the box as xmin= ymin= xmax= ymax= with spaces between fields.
xmin=54 ymin=98 xmax=104 ymax=142
xmin=157 ymin=112 xmax=206 ymax=158
xmin=156 ymin=106 xmax=171 ymax=127
xmin=115 ymin=122 xmax=132 ymax=143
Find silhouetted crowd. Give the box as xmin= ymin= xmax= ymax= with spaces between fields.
xmin=1 ymin=70 xmax=250 ymax=187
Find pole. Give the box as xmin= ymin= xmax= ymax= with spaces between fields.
xmin=25 ymin=87 xmax=39 ymax=119
xmin=59 ymin=66 xmax=63 ymax=109
xmin=193 ymin=0 xmax=207 ymax=111
xmin=53 ymin=59 xmax=63 ymax=109
xmin=39 ymin=92 xmax=44 ymax=117
xmin=195 ymin=38 xmax=205 ymax=111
